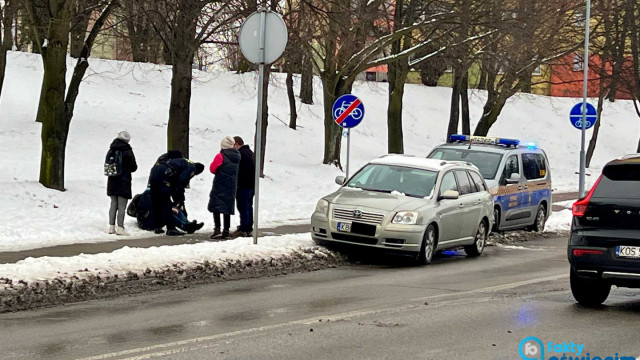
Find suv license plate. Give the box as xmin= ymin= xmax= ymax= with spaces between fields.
xmin=616 ymin=246 xmax=640 ymax=258
xmin=337 ymin=222 xmax=351 ymax=232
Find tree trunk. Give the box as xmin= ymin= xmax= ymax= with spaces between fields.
xmin=473 ymin=94 xmax=508 ymax=137
xmin=460 ymin=71 xmax=470 ymax=135
xmin=286 ymin=70 xmax=297 ymax=130
xmin=299 ymin=53 xmax=313 ymax=104
xmin=387 ymin=73 xmax=406 ymax=154
xmin=586 ymin=61 xmax=609 ymax=168
xmin=321 ymin=76 xmax=348 ymax=167
xmin=38 ymin=40 xmax=70 ymax=190
xmin=387 ymin=48 xmax=409 ymax=154
xmin=586 ymin=93 xmax=604 ymax=168
xmin=0 ymin=0 xmax=14 ymax=98
xmin=447 ymin=70 xmax=461 ymax=141
xmin=69 ymin=3 xmax=90 ymax=58
xmin=167 ymin=55 xmax=193 ymax=159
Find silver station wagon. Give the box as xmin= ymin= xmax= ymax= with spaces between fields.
xmin=311 ymin=155 xmax=494 ymax=264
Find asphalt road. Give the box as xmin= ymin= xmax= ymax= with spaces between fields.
xmin=3 ymin=235 xmax=638 ymax=360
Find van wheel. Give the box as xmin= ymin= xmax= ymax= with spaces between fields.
xmin=492 ymin=207 xmax=500 ymax=232
xmin=570 ymin=268 xmax=610 ymax=307
xmin=416 ymin=225 xmax=436 ymax=265
xmin=464 ymin=220 xmax=487 ymax=257
xmin=528 ymin=205 xmax=546 ymax=232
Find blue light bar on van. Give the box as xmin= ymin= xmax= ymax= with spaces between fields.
xmin=449 ymin=134 xmax=520 ymax=147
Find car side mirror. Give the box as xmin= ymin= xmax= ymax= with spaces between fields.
xmin=439 ymin=189 xmax=459 ymax=200
xmin=335 ymin=175 xmax=346 ymax=185
xmin=506 ymin=173 xmax=521 ymax=184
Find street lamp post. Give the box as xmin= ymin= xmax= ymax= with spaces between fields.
xmin=578 ymin=0 xmax=591 ymax=198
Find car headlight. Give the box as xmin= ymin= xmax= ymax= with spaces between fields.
xmin=315 ymin=199 xmax=329 ymax=216
xmin=392 ymin=211 xmax=419 ymax=225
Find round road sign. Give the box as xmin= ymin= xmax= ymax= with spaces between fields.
xmin=239 ymin=11 xmax=288 ymax=65
xmin=569 ymin=102 xmax=597 ymax=130
xmin=332 ymin=94 xmax=365 ymax=129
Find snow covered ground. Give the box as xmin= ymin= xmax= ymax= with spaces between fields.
xmin=0 ymin=51 xmax=636 ymax=282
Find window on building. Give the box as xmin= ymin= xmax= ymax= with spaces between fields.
xmin=573 ymin=53 xmax=584 ymax=71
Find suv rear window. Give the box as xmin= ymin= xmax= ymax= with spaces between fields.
xmin=593 ymin=164 xmax=640 ymax=199
xmin=428 ymin=148 xmax=502 ymax=179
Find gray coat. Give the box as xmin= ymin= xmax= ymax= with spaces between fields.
xmin=207 ymin=149 xmax=241 ymax=214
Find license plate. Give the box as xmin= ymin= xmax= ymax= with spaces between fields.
xmin=616 ymin=246 xmax=640 ymax=258
xmin=337 ymin=222 xmax=351 ymax=232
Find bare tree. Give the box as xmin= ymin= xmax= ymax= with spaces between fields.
xmin=473 ymin=0 xmax=583 ymax=136
xmin=118 ymin=0 xmax=162 ymax=63
xmin=586 ymin=0 xmax=631 ymax=166
xmin=23 ymin=0 xmax=118 ymax=190
xmin=305 ymin=0 xmax=464 ymax=166
xmin=141 ymin=0 xmax=245 ymax=158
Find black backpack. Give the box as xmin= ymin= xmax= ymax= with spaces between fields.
xmin=104 ymin=149 xmax=123 ymax=177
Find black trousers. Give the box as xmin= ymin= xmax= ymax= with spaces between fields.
xmin=151 ymin=190 xmax=175 ymax=230
xmin=213 ymin=212 xmax=230 ymax=231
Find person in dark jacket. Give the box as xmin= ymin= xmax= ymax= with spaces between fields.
xmin=208 ymin=136 xmax=241 ymax=239
xmin=106 ymin=131 xmax=138 ymax=235
xmin=148 ymin=151 xmax=204 ymax=236
xmin=231 ymin=136 xmax=256 ymax=238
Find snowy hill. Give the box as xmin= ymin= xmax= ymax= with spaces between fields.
xmin=1 ymin=51 xmax=639 ymax=252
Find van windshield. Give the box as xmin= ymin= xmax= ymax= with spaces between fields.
xmin=428 ymin=148 xmax=503 ymax=179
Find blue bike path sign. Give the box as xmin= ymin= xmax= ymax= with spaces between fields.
xmin=332 ymin=94 xmax=365 ymax=129
xmin=569 ymin=102 xmax=597 ymax=130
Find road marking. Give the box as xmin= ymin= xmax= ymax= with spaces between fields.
xmin=75 ymin=272 xmax=568 ymax=360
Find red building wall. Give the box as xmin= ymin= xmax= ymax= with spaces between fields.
xmin=550 ymin=53 xmax=635 ymax=100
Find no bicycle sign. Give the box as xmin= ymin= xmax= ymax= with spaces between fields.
xmin=332 ymin=94 xmax=365 ymax=128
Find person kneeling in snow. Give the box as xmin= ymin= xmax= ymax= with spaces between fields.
xmin=147 ymin=152 xmax=205 ymax=236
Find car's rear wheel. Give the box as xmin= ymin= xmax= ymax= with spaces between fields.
xmin=416 ymin=225 xmax=436 ymax=265
xmin=570 ymin=268 xmax=611 ymax=307
xmin=528 ymin=205 xmax=546 ymax=232
xmin=464 ymin=220 xmax=487 ymax=257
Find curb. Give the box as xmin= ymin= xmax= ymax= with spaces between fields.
xmin=0 ymin=247 xmax=346 ymax=313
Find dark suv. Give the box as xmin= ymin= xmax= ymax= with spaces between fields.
xmin=568 ymin=154 xmax=640 ymax=306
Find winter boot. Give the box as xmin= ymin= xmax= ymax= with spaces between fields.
xmin=116 ymin=226 xmax=129 ymax=236
xmin=108 ymin=225 xmax=116 ymax=234
xmin=220 ymin=229 xmax=230 ymax=240
xmin=166 ymin=228 xmax=184 ymax=236
xmin=210 ymin=228 xmax=222 ymax=239
xmin=154 ymin=227 xmax=164 ymax=234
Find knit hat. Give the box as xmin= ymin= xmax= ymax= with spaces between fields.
xmin=221 ymin=136 xmax=235 ymax=149
xmin=117 ymin=131 xmax=131 ymax=143
xmin=194 ymin=162 xmax=205 ymax=175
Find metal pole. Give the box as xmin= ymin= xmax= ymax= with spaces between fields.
xmin=346 ymin=129 xmax=351 ymax=180
xmin=579 ymin=0 xmax=591 ymax=198
xmin=253 ymin=9 xmax=267 ymax=245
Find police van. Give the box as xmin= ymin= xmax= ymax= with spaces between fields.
xmin=427 ymin=135 xmax=551 ymax=232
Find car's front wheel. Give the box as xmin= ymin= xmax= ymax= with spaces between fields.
xmin=464 ymin=220 xmax=487 ymax=257
xmin=570 ymin=268 xmax=611 ymax=307
xmin=416 ymin=225 xmax=436 ymax=265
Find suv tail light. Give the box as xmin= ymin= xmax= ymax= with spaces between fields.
xmin=572 ymin=175 xmax=603 ymax=217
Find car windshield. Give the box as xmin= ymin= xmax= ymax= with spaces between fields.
xmin=346 ymin=164 xmax=438 ymax=198
xmin=428 ymin=148 xmax=503 ymax=179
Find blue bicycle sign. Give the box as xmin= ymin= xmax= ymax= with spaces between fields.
xmin=569 ymin=102 xmax=597 ymax=130
xmin=332 ymin=94 xmax=365 ymax=128
xmin=333 ymin=101 xmax=363 ymax=121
